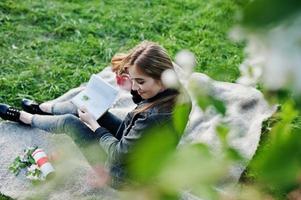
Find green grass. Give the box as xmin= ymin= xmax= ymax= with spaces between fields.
xmin=0 ymin=193 xmax=13 ymax=200
xmin=0 ymin=0 xmax=245 ymax=107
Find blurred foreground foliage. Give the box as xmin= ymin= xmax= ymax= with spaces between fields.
xmin=236 ymin=0 xmax=301 ymax=199
xmin=1 ymin=0 xmax=301 ymax=199
xmin=123 ymin=0 xmax=301 ymax=199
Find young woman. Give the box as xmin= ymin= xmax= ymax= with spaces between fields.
xmin=20 ymin=53 xmax=142 ymax=116
xmin=0 ymin=41 xmax=180 ymax=188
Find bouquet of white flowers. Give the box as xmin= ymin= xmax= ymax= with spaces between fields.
xmin=9 ymin=146 xmax=54 ymax=181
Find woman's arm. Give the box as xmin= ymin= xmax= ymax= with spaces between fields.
xmin=96 ymin=111 xmax=123 ymax=135
xmin=78 ymin=108 xmax=122 ymax=136
xmin=94 ymin=113 xmax=172 ymax=164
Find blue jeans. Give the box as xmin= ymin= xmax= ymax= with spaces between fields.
xmin=32 ymin=114 xmax=106 ymax=165
xmin=31 ymin=85 xmax=106 ymax=165
xmin=48 ymin=86 xmax=84 ymax=115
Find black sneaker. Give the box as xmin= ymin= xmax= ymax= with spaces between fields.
xmin=0 ymin=103 xmax=21 ymax=123
xmin=21 ymin=98 xmax=52 ymax=115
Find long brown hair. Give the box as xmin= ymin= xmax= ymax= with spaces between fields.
xmin=111 ymin=53 xmax=128 ymax=75
xmin=121 ymin=41 xmax=178 ymax=113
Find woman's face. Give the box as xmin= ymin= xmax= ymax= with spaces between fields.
xmin=128 ymin=65 xmax=164 ymax=99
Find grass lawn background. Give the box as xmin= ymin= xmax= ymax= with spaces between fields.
xmin=0 ymin=0 xmax=245 ymax=107
xmin=0 ymin=0 xmax=245 ymax=199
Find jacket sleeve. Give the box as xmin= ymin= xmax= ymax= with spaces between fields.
xmin=96 ymin=111 xmax=123 ymax=136
xmin=94 ymin=113 xmax=170 ymax=164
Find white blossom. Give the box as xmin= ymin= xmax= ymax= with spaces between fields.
xmin=236 ymin=56 xmax=263 ymax=87
xmin=161 ymin=69 xmax=179 ymax=89
xmin=26 ymin=173 xmax=42 ymax=181
xmin=233 ymin=12 xmax=301 ymax=92
xmin=12 ymin=44 xmax=18 ymax=49
xmin=175 ymin=49 xmax=197 ymax=77
xmin=19 ymin=153 xmax=29 ymax=162
xmin=27 ymin=164 xmax=39 ymax=172
xmin=9 ymin=146 xmax=44 ymax=181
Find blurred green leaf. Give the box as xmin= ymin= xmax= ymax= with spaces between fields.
xmin=190 ymin=80 xmax=226 ymax=116
xmin=211 ymin=97 xmax=226 ymax=116
xmin=127 ymin=123 xmax=178 ymax=183
xmin=173 ymin=101 xmax=191 ymax=136
xmin=226 ymin=147 xmax=244 ymax=161
xmin=249 ymin=101 xmax=301 ymax=195
xmin=196 ymin=94 xmax=226 ymax=116
xmin=216 ymin=123 xmax=244 ymax=161
xmin=216 ymin=123 xmax=230 ymax=144
xmin=157 ymin=143 xmax=227 ymax=197
xmin=242 ymin=0 xmax=301 ymax=28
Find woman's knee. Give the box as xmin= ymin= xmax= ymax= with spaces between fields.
xmin=59 ymin=114 xmax=82 ymax=130
xmin=59 ymin=114 xmax=96 ymax=146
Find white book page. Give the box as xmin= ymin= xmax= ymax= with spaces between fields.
xmin=71 ymin=74 xmax=119 ymax=119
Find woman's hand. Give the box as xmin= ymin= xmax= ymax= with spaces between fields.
xmin=78 ymin=107 xmax=100 ymax=132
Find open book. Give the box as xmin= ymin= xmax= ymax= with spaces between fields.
xmin=71 ymin=74 xmax=119 ymax=119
